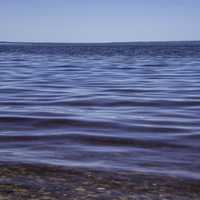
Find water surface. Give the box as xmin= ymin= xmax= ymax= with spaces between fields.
xmin=0 ymin=42 xmax=200 ymax=179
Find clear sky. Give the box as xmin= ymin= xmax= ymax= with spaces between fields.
xmin=0 ymin=0 xmax=200 ymax=43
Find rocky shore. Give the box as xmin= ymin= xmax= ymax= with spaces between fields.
xmin=0 ymin=164 xmax=199 ymax=200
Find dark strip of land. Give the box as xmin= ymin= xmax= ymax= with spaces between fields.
xmin=0 ymin=164 xmax=199 ymax=200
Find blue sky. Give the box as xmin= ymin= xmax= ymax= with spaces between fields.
xmin=0 ymin=0 xmax=200 ymax=42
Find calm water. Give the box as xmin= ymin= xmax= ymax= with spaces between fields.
xmin=0 ymin=42 xmax=200 ymax=179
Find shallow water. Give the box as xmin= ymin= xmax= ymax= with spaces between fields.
xmin=0 ymin=42 xmax=200 ymax=179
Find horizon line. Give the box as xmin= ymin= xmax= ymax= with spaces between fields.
xmin=0 ymin=40 xmax=200 ymax=45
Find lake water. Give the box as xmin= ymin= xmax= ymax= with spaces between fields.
xmin=0 ymin=42 xmax=200 ymax=179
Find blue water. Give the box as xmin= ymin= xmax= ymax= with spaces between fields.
xmin=0 ymin=42 xmax=200 ymax=179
